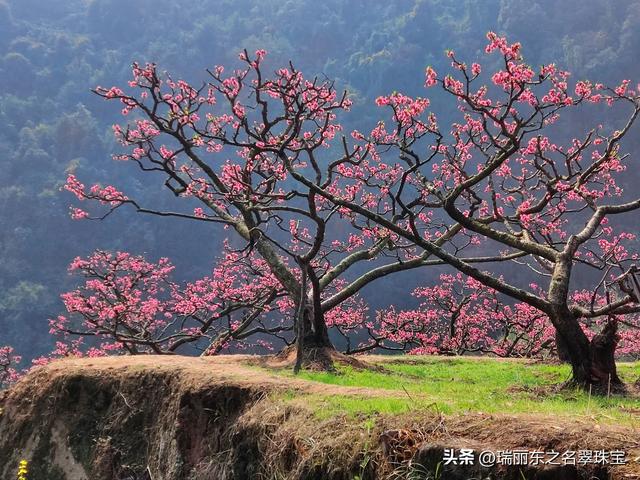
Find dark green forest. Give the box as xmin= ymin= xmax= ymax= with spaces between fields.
xmin=1 ymin=0 xmax=640 ymax=361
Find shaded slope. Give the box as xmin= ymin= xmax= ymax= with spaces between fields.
xmin=0 ymin=355 xmax=638 ymax=479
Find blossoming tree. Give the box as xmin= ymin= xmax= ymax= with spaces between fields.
xmin=50 ymin=248 xmax=285 ymax=356
xmin=370 ymin=275 xmax=640 ymax=360
xmin=288 ymin=32 xmax=640 ymax=389
xmin=64 ymin=34 xmax=640 ymax=387
xmin=0 ymin=346 xmax=20 ymax=388
xmin=368 ymin=273 xmax=556 ymax=358
xmin=67 ymin=50 xmax=508 ymax=369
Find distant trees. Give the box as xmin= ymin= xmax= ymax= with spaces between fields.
xmin=1 ymin=52 xmax=33 ymax=94
xmin=372 ymin=275 xmax=640 ymax=360
xmin=371 ymin=273 xmax=556 ymax=358
xmin=51 ymin=248 xmax=294 ymax=356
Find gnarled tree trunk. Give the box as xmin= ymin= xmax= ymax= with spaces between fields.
xmin=294 ymin=301 xmax=335 ymax=372
xmin=293 ymin=262 xmax=336 ymax=373
xmin=589 ymin=318 xmax=622 ymax=391
xmin=548 ymin=256 xmax=624 ymax=393
xmin=551 ymin=308 xmax=623 ymax=392
xmin=554 ymin=331 xmax=571 ymax=363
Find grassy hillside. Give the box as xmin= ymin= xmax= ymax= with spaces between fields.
xmin=270 ymin=356 xmax=640 ymax=424
xmin=1 ymin=355 xmax=639 ymax=479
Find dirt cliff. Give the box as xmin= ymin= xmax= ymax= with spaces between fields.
xmin=0 ymin=355 xmax=638 ymax=480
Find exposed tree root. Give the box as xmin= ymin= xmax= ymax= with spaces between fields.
xmin=560 ymin=377 xmax=627 ymax=395
xmin=260 ymin=345 xmax=376 ymax=372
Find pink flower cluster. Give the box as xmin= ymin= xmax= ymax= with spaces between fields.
xmin=374 ymin=273 xmax=555 ymax=357
xmin=64 ymin=174 xmax=128 ymax=218
xmin=49 ymin=247 xmax=284 ymax=356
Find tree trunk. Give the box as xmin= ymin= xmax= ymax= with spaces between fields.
xmin=293 ymin=263 xmax=336 ymax=373
xmin=547 ymin=258 xmax=624 ymax=393
xmin=554 ymin=331 xmax=571 ymax=363
xmin=301 ymin=304 xmax=333 ymax=348
xmin=298 ymin=302 xmax=334 ymax=349
xmin=590 ymin=318 xmax=622 ymax=392
xmin=292 ymin=301 xmax=337 ymax=372
xmin=551 ymin=309 xmax=623 ymax=393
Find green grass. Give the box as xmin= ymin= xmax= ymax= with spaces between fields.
xmin=269 ymin=357 xmax=640 ymax=424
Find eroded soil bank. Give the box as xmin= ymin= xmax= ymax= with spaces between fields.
xmin=0 ymin=355 xmax=638 ymax=479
